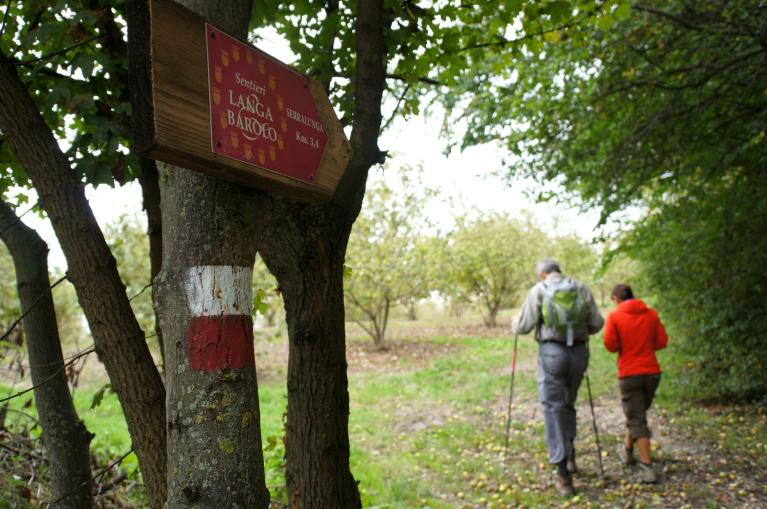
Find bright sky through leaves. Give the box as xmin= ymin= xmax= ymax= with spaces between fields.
xmin=14 ymin=26 xmax=607 ymax=270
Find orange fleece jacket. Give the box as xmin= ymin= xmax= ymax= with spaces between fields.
xmin=603 ymin=299 xmax=668 ymax=379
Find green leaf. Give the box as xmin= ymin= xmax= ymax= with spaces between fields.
xmin=544 ymin=30 xmax=562 ymax=44
xmin=596 ymin=14 xmax=613 ymax=31
xmin=70 ymin=53 xmax=96 ymax=78
xmin=614 ymin=1 xmax=631 ymax=21
xmin=252 ymin=288 xmax=269 ymax=315
xmin=90 ymin=383 xmax=112 ymax=409
xmin=548 ymin=1 xmax=572 ymax=24
xmin=264 ymin=434 xmax=279 ymax=452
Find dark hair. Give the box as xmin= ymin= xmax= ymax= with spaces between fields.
xmin=611 ymin=284 xmax=634 ymax=301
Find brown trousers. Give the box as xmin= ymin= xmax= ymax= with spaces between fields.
xmin=619 ymin=373 xmax=661 ymax=439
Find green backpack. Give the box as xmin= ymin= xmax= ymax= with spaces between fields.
xmin=539 ymin=278 xmax=588 ymax=346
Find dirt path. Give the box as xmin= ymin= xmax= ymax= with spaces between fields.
xmin=261 ymin=331 xmax=767 ymax=508
xmin=496 ymin=393 xmax=767 ymax=508
xmin=348 ymin=335 xmax=767 ymax=508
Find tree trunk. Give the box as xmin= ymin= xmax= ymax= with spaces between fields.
xmin=0 ymin=53 xmax=167 ymax=508
xmin=370 ymin=311 xmax=384 ymax=349
xmin=449 ymin=299 xmax=466 ymax=318
xmin=151 ymin=2 xmax=269 ymax=507
xmin=256 ymin=1 xmax=385 ymax=505
xmin=0 ymin=201 xmax=94 ymax=509
xmin=265 ymin=308 xmax=278 ymax=328
xmin=406 ymin=298 xmax=418 ymax=321
xmin=258 ymin=207 xmax=361 ymax=508
xmin=156 ymin=169 xmax=270 ymax=509
xmin=376 ymin=297 xmax=391 ymax=348
xmin=483 ymin=303 xmax=499 ymax=328
xmin=138 ymin=158 xmax=165 ymax=369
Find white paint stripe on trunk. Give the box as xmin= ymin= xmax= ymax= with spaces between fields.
xmin=185 ymin=265 xmax=253 ymax=316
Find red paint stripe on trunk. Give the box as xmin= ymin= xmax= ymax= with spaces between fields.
xmin=186 ymin=315 xmax=255 ymax=371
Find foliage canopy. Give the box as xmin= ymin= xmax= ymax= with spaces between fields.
xmin=451 ymin=0 xmax=767 ymax=400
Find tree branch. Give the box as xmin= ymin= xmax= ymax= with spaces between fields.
xmin=0 ymin=201 xmax=38 ymax=236
xmin=597 ymin=46 xmax=763 ymax=100
xmin=346 ymin=291 xmax=378 ymax=323
xmin=385 ymin=73 xmax=440 ymax=86
xmin=457 ymin=8 xmax=590 ymax=54
xmin=0 ymin=275 xmax=67 ymax=343
xmin=0 ymin=0 xmax=11 ymax=41
xmin=128 ymin=281 xmax=153 ymax=302
xmin=382 ymin=83 xmax=410 ymax=131
xmin=16 ymin=34 xmax=103 ymax=67
xmin=19 ymin=342 xmax=95 ymax=369
xmin=633 ymin=4 xmax=756 ymax=38
xmin=25 ymin=7 xmax=44 ymax=34
xmin=632 ymin=4 xmax=702 ymax=32
xmin=350 ymin=315 xmax=376 ymax=340
xmin=346 ymin=290 xmax=386 ymax=341
xmin=332 ymin=0 xmax=387 ymax=216
xmin=0 ymin=347 xmax=94 ymax=403
xmin=46 ymin=448 xmax=134 ymax=506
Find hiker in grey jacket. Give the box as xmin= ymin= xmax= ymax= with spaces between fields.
xmin=512 ymin=259 xmax=604 ymax=496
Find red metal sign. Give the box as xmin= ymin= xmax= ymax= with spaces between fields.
xmin=206 ymin=24 xmax=327 ymax=183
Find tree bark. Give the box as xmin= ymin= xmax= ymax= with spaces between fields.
xmin=258 ymin=205 xmax=361 ymax=508
xmin=138 ymin=158 xmax=165 ymax=369
xmin=0 ymin=201 xmax=94 ymax=509
xmin=0 ymin=53 xmax=167 ymax=508
xmin=150 ymin=2 xmax=269 ymax=507
xmin=256 ymin=1 xmax=387 ymax=506
xmin=156 ymin=170 xmax=269 ymax=508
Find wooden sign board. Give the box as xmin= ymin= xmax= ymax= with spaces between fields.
xmin=134 ymin=0 xmax=351 ymax=203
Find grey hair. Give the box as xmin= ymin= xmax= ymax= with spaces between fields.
xmin=536 ymin=259 xmax=561 ymax=276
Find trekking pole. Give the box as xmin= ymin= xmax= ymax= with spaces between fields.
xmin=503 ymin=333 xmax=519 ymax=469
xmin=585 ymin=371 xmax=605 ymax=478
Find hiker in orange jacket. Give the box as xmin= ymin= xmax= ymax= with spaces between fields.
xmin=603 ymin=284 xmax=668 ymax=483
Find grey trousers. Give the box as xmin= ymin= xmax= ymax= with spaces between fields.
xmin=537 ymin=341 xmax=589 ymax=464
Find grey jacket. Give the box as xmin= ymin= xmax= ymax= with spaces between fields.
xmin=512 ymin=272 xmax=604 ymax=342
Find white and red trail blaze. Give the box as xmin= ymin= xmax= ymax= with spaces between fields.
xmin=184 ymin=265 xmax=255 ymax=371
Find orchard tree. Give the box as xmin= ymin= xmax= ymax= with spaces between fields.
xmin=344 ymin=172 xmax=434 ymax=346
xmin=444 ymin=213 xmax=546 ymax=327
xmin=593 ymin=251 xmax=640 ymax=307
xmin=400 ymin=235 xmax=441 ymax=321
xmin=549 ymin=233 xmax=598 ymax=286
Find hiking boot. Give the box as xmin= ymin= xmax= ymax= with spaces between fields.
xmin=637 ymin=462 xmax=657 ymax=484
xmin=567 ymin=449 xmax=578 ymax=475
xmin=618 ymin=446 xmax=635 ymax=466
xmin=555 ymin=475 xmax=576 ymax=497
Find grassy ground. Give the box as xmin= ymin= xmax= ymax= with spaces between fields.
xmin=2 ymin=309 xmax=767 ymax=508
